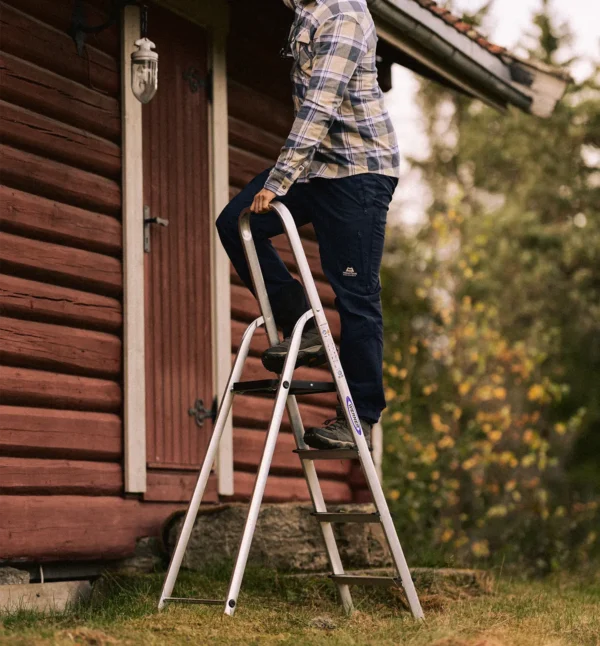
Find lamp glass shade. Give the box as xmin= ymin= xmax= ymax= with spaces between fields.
xmin=131 ymin=38 xmax=158 ymax=104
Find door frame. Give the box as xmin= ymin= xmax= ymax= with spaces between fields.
xmin=121 ymin=1 xmax=231 ymax=494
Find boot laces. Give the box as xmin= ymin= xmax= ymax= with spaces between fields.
xmin=323 ymin=414 xmax=348 ymax=432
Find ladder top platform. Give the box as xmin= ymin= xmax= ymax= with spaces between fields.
xmin=232 ymin=379 xmax=336 ymax=396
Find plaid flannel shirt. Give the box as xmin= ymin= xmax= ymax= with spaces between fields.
xmin=265 ymin=0 xmax=400 ymax=196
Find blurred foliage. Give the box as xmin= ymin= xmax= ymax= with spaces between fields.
xmin=381 ymin=0 xmax=600 ymax=572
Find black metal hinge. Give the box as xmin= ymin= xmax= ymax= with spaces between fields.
xmin=182 ymin=67 xmax=213 ymax=102
xmin=188 ymin=396 xmax=217 ymax=428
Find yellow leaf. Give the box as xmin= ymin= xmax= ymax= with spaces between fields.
xmin=462 ymin=457 xmax=477 ymax=471
xmin=406 ymin=471 xmax=416 ymax=481
xmin=437 ymin=436 xmax=455 ymax=450
xmin=388 ymin=489 xmax=400 ymax=501
xmin=440 ymin=528 xmax=454 ymax=543
xmin=494 ymin=387 xmax=507 ymax=400
xmin=487 ymin=505 xmax=508 ymax=518
xmin=458 ymin=382 xmax=471 ymax=396
xmin=388 ymin=365 xmax=398 ymax=377
xmin=527 ymin=384 xmax=545 ymax=401
xmin=471 ymin=540 xmax=490 ymax=558
xmin=521 ymin=454 xmax=536 ymax=468
xmin=554 ymin=423 xmax=567 ymax=435
xmin=399 ymin=369 xmax=408 ymax=379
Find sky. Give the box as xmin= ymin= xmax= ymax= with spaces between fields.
xmin=385 ymin=0 xmax=600 ymax=224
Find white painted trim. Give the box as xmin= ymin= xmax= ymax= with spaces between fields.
xmin=121 ymin=5 xmax=146 ymax=493
xmin=209 ymin=19 xmax=234 ymax=496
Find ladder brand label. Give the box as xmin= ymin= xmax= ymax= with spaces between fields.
xmin=345 ymin=396 xmax=362 ymax=436
xmin=319 ymin=322 xmax=343 ymax=379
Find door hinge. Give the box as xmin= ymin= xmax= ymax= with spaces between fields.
xmin=182 ymin=66 xmax=213 ymax=102
xmin=188 ymin=396 xmax=217 ymax=428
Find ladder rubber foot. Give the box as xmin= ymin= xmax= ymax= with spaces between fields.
xmin=329 ymin=575 xmax=401 ymax=587
xmin=162 ymin=597 xmax=224 ymax=605
xmin=312 ymin=512 xmax=380 ymax=523
xmin=232 ymin=379 xmax=336 ymax=396
xmin=294 ymin=448 xmax=359 ymax=460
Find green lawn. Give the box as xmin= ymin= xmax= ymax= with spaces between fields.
xmin=1 ymin=567 xmax=599 ymax=645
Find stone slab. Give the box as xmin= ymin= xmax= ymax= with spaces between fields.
xmin=0 ymin=580 xmax=91 ymax=613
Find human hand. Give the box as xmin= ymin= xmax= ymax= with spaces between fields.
xmin=250 ymin=188 xmax=277 ymax=213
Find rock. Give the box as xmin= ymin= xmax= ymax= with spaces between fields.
xmin=0 ymin=567 xmax=30 ymax=586
xmin=110 ymin=537 xmax=164 ymax=574
xmin=167 ymin=503 xmax=392 ymax=572
xmin=309 ymin=615 xmax=337 ymax=630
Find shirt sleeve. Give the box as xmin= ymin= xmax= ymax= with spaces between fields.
xmin=264 ymin=15 xmax=368 ymax=196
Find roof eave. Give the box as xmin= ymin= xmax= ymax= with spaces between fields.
xmin=369 ymin=0 xmax=568 ymax=117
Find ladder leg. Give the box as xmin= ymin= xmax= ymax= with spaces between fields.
xmin=224 ymin=312 xmax=310 ymax=616
xmin=158 ymin=317 xmax=264 ymax=610
xmin=286 ymin=395 xmax=354 ymax=614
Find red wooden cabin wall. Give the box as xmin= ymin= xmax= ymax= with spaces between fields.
xmin=0 ymin=0 xmax=180 ymax=562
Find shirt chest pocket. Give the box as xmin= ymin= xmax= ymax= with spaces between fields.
xmin=293 ymin=28 xmax=313 ymax=72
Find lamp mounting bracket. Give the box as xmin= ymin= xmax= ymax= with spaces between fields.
xmin=70 ymin=0 xmax=146 ymax=56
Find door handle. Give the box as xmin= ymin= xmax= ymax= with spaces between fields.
xmin=144 ymin=206 xmax=169 ymax=253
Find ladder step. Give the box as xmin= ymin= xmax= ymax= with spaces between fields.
xmin=232 ymin=379 xmax=336 ymax=396
xmin=329 ymin=575 xmax=401 ymax=588
xmin=163 ymin=597 xmax=223 ymax=605
xmin=312 ymin=512 xmax=380 ymax=523
xmin=295 ymin=448 xmax=359 ymax=460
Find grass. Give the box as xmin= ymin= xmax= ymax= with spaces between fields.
xmin=0 ymin=565 xmax=599 ymax=646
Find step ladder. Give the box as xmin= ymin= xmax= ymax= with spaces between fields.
xmin=158 ymin=202 xmax=424 ymax=620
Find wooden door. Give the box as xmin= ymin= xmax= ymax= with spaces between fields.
xmin=142 ymin=6 xmax=213 ymax=501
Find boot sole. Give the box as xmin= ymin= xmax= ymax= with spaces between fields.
xmin=261 ymin=345 xmax=328 ymax=374
xmin=304 ymin=429 xmax=372 ymax=452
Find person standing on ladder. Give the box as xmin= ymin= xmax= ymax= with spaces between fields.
xmin=216 ymin=0 xmax=399 ymax=451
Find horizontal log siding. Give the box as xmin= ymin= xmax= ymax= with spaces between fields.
xmin=227 ymin=2 xmax=351 ymax=503
xmin=0 ymin=0 xmax=127 ymax=545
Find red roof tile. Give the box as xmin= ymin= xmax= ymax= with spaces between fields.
xmin=412 ymin=0 xmax=508 ymax=58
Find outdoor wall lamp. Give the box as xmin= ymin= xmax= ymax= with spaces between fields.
xmin=70 ymin=0 xmax=158 ymax=104
xmin=131 ymin=37 xmax=158 ymax=103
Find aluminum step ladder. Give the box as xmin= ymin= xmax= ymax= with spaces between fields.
xmin=158 ymin=202 xmax=424 ymax=620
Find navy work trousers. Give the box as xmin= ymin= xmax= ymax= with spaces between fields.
xmin=216 ymin=168 xmax=397 ymax=423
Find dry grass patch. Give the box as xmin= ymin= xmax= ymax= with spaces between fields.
xmin=0 ymin=567 xmax=598 ymax=645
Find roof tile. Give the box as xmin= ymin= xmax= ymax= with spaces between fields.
xmin=411 ymin=0 xmax=508 ymax=57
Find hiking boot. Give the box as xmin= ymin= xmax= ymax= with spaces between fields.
xmin=261 ymin=326 xmax=327 ymax=373
xmin=304 ymin=408 xmax=372 ymax=450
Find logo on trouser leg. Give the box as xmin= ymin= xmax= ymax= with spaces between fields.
xmin=343 ymin=267 xmax=357 ymax=277
xmin=345 ymin=396 xmax=362 ymax=436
